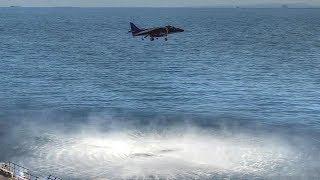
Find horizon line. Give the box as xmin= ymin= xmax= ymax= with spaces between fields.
xmin=1 ymin=6 xmax=320 ymax=8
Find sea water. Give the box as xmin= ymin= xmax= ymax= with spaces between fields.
xmin=0 ymin=7 xmax=320 ymax=179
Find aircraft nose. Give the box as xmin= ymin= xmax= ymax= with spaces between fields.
xmin=177 ymin=28 xmax=184 ymax=32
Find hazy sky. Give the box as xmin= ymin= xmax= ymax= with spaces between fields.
xmin=1 ymin=0 xmax=319 ymax=7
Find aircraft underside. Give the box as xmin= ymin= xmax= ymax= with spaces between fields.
xmin=148 ymin=33 xmax=168 ymax=41
xmin=138 ymin=31 xmax=169 ymax=41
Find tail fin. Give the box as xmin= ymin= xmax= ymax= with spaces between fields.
xmin=130 ymin=22 xmax=142 ymax=34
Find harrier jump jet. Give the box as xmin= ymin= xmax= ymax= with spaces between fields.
xmin=129 ymin=22 xmax=184 ymax=41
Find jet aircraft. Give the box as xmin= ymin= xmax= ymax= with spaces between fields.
xmin=129 ymin=22 xmax=184 ymax=41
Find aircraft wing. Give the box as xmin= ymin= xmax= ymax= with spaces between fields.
xmin=134 ymin=28 xmax=160 ymax=36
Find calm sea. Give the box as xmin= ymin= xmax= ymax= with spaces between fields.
xmin=0 ymin=7 xmax=320 ymax=179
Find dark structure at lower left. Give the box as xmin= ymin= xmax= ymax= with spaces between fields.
xmin=0 ymin=162 xmax=61 ymax=180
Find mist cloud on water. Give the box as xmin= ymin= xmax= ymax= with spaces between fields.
xmin=1 ymin=112 xmax=318 ymax=179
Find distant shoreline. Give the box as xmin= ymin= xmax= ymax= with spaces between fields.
xmin=1 ymin=6 xmax=320 ymax=9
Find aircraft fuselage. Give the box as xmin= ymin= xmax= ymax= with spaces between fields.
xmin=129 ymin=22 xmax=184 ymax=41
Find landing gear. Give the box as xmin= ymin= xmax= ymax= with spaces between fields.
xmin=165 ymin=27 xmax=169 ymax=41
xmin=150 ymin=37 xmax=154 ymax=41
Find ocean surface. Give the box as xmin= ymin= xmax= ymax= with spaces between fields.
xmin=0 ymin=7 xmax=320 ymax=179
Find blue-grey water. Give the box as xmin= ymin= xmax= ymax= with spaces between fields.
xmin=0 ymin=8 xmax=320 ymax=179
